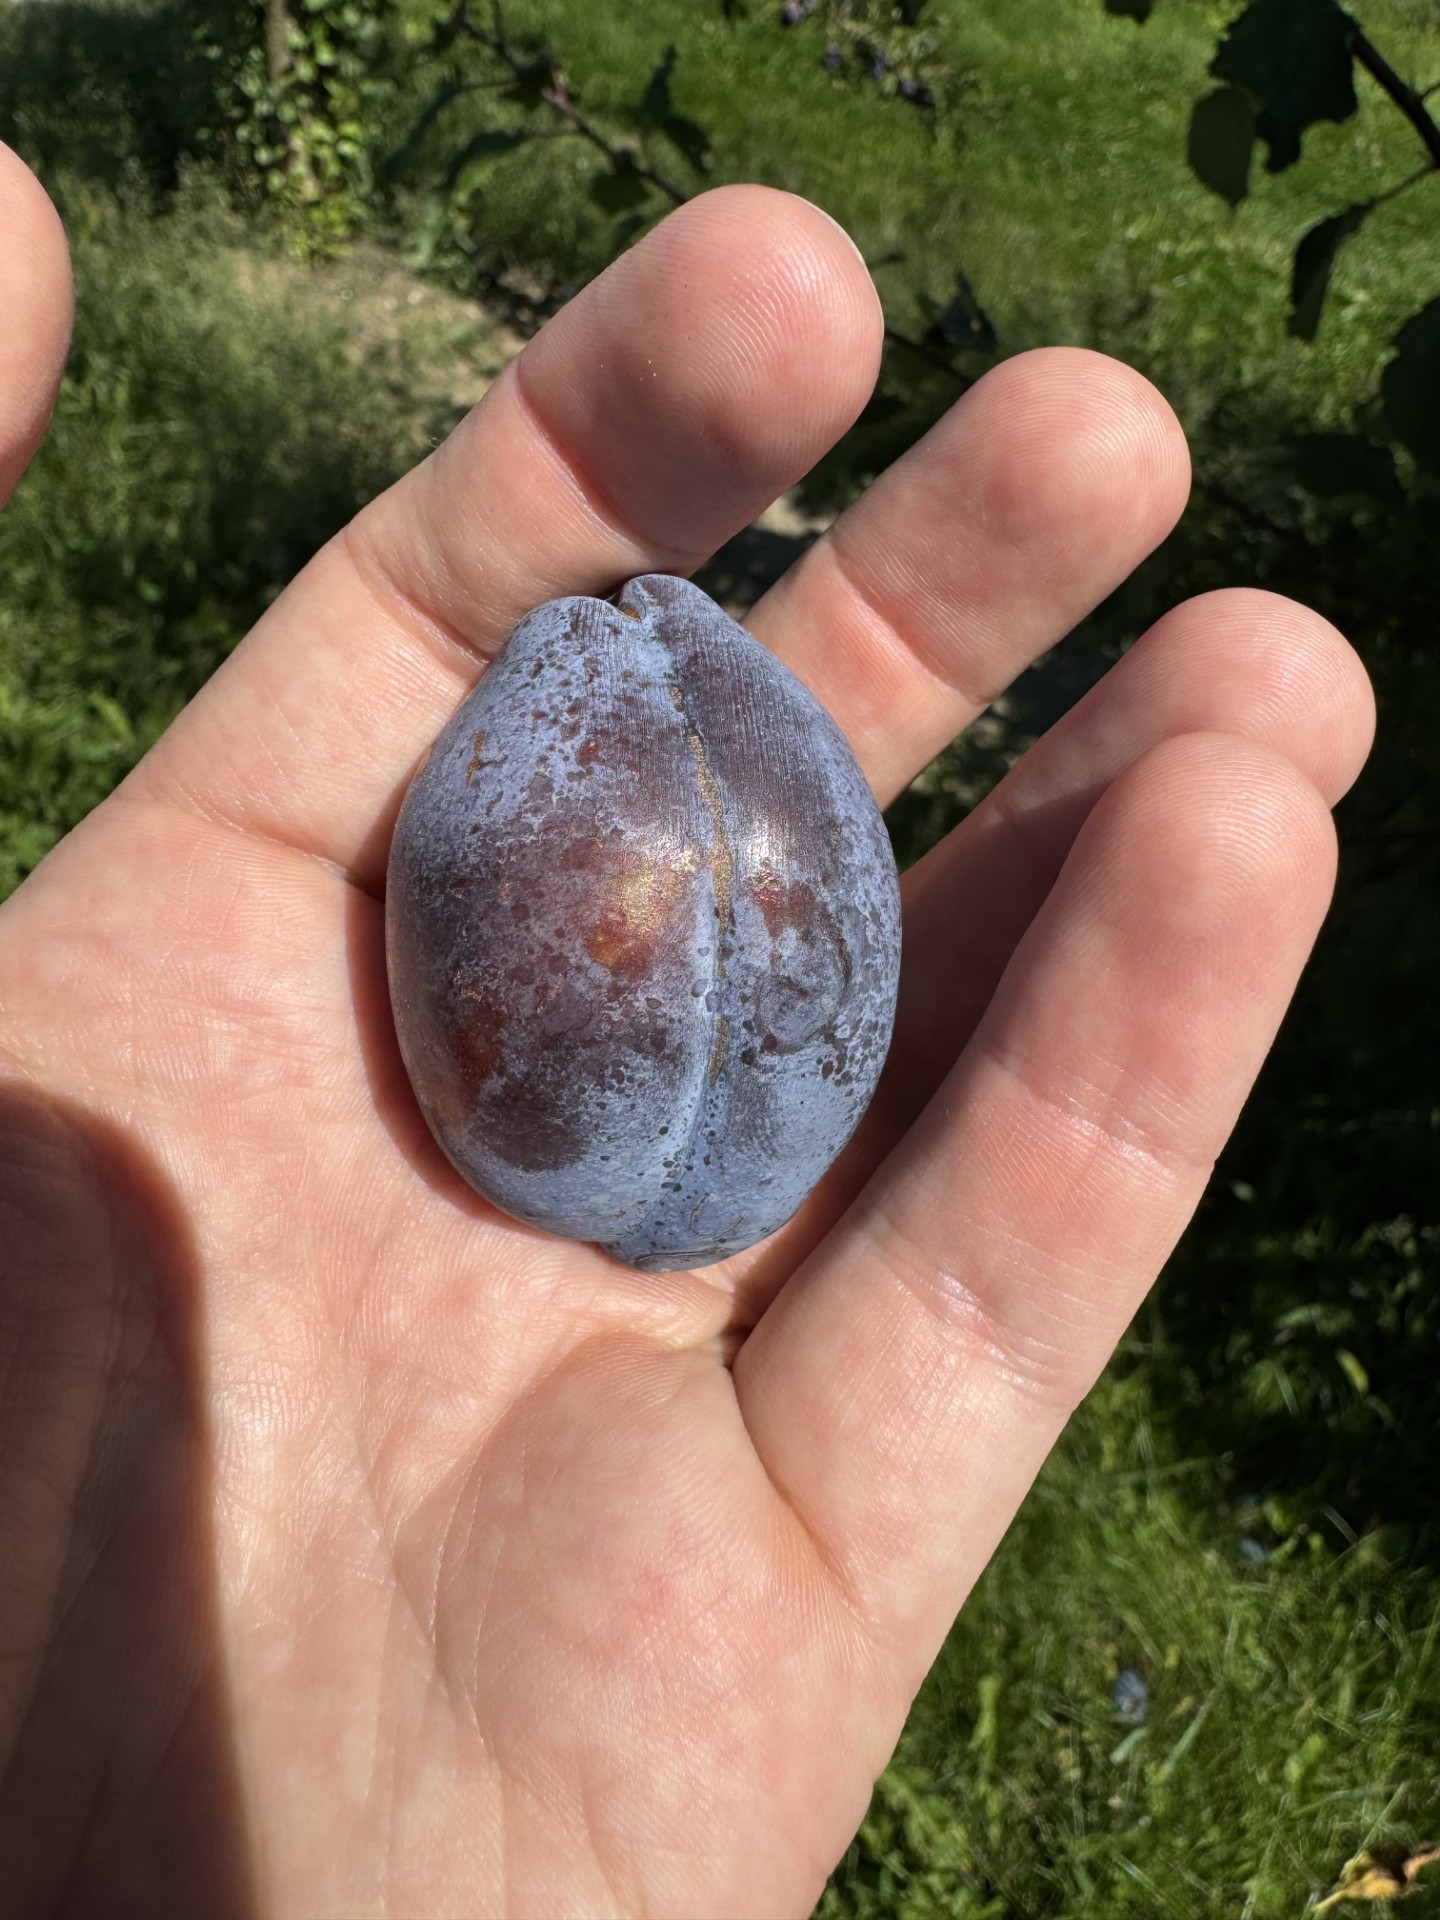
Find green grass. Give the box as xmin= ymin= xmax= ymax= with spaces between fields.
xmin=823 ymin=1371 xmax=1440 ymax=1918
xmin=384 ymin=0 xmax=1440 ymax=426
xmin=923 ymin=1 xmax=1440 ymax=411
xmin=0 ymin=177 xmax=476 ymax=892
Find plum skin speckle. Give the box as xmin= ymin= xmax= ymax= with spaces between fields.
xmin=385 ymin=573 xmax=902 ymax=1272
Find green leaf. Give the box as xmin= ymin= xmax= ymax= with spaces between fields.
xmin=1212 ymin=0 xmax=1357 ymax=172
xmin=1336 ymin=1348 xmax=1370 ymax=1395
xmin=1381 ymin=295 xmax=1440 ymax=477
xmin=1104 ymin=0 xmax=1154 ymax=17
xmin=87 ymin=692 xmax=134 ymax=744
xmin=1187 ymin=86 xmax=1255 ymax=205
xmin=1287 ymin=201 xmax=1370 ymax=340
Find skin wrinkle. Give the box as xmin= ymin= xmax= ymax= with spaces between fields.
xmin=127 ymin=764 xmax=364 ymax=902
xmin=339 ymin=516 xmax=492 ymax=682
xmin=985 ymin=1043 xmax=1218 ymax=1189
xmin=574 ymin=1764 xmax=633 ymax=1920
xmin=508 ymin=355 xmax=698 ymax=580
xmin=840 ymin=521 xmax=1018 ymax=714
xmin=733 ymin=1367 xmax=875 ymax=1640
xmin=861 ymin=1189 xmax=1090 ymax=1413
xmin=375 ymin=1590 xmax=411 ymax=1920
xmin=740 ymin=1272 xmax=985 ymax=1685
xmin=349 ymin=1300 xmax=521 ymax=1499
xmin=421 ymin=390 xmax=624 ymax=620
xmin=820 ymin=1291 xmax=954 ymax=1501
xmin=819 ymin=534 xmax=994 ymax=730
xmin=324 ymin=1342 xmax=426 ymax=1673
xmin=844 ymin=1044 xmax=1205 ymax=1405
xmin=413 ymin=1342 xmax=585 ymax=1683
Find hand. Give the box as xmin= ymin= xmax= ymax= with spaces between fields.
xmin=0 ymin=151 xmax=1373 ymax=1920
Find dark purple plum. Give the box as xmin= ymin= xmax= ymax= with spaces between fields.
xmin=385 ymin=573 xmax=901 ymax=1271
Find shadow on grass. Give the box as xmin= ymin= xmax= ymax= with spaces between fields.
xmin=694 ymin=521 xmax=818 ymax=615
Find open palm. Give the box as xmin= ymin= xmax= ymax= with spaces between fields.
xmin=0 ymin=155 xmax=1374 ymax=1919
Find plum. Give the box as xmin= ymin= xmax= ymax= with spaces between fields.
xmin=385 ymin=573 xmax=901 ymax=1271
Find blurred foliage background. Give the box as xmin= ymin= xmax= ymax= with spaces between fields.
xmin=1 ymin=0 xmax=1438 ymax=1911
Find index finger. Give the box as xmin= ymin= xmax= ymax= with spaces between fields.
xmin=126 ymin=187 xmax=884 ymax=892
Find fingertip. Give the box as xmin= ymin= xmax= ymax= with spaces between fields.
xmin=1087 ymin=730 xmax=1339 ymax=964
xmin=976 ymin=346 xmax=1192 ymax=563
xmin=619 ymin=184 xmax=885 ymax=411
xmin=0 ymin=142 xmax=73 ymax=504
xmin=1050 ymin=346 xmax=1193 ymax=520
xmin=518 ymin=185 xmax=884 ymax=550
xmin=1130 ymin=588 xmax=1377 ymax=806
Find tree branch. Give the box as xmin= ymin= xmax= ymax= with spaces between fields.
xmin=265 ymin=0 xmax=294 ymax=83
xmin=446 ymin=3 xmax=688 ymax=206
xmin=1347 ymin=19 xmax=1440 ymax=170
xmin=440 ymin=4 xmax=983 ymax=394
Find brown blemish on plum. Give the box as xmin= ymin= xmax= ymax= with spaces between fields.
xmin=751 ymin=864 xmax=817 ymax=941
xmin=464 ymin=729 xmax=488 ymax=783
xmin=585 ymin=864 xmax=690 ymax=979
xmin=751 ymin=859 xmax=854 ymax=996
xmin=692 ymin=749 xmax=734 ymax=939
xmin=447 ymin=982 xmax=507 ymax=1090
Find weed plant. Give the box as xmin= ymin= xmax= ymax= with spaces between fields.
xmin=0 ymin=179 xmax=434 ymax=891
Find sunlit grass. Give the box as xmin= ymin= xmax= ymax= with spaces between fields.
xmin=405 ymin=0 xmax=1440 ymax=430
xmin=823 ymin=1368 xmax=1440 ymax=1918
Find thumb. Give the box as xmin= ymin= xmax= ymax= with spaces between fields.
xmin=0 ymin=142 xmax=73 ymax=510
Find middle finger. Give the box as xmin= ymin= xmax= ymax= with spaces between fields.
xmin=747 ymin=344 xmax=1192 ymax=803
